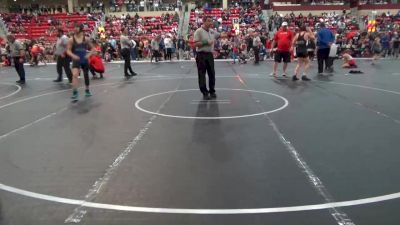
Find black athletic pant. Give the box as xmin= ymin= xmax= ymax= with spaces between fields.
xmin=56 ymin=56 xmax=72 ymax=82
xmin=82 ymin=65 xmax=90 ymax=86
xmin=166 ymin=48 xmax=172 ymax=60
xmin=317 ymin=48 xmax=330 ymax=73
xmin=253 ymin=46 xmax=260 ymax=63
xmin=121 ymin=48 xmax=134 ymax=76
xmin=151 ymin=50 xmax=159 ymax=62
xmin=13 ymin=57 xmax=25 ymax=81
xmin=32 ymin=54 xmax=39 ymax=66
xmin=196 ymin=52 xmax=215 ymax=94
xmin=73 ymin=62 xmax=90 ymax=86
xmin=90 ymin=65 xmax=103 ymax=77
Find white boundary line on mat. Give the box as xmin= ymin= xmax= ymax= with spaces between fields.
xmin=0 ymin=82 xmax=21 ymax=101
xmin=1 ymin=182 xmax=400 ymax=214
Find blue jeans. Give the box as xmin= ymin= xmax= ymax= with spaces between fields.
xmin=232 ymin=52 xmax=238 ymax=63
xmin=381 ymin=47 xmax=389 ymax=57
xmin=130 ymin=48 xmax=137 ymax=61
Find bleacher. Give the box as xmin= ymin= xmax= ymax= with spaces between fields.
xmin=2 ymin=13 xmax=97 ymax=42
xmin=190 ymin=7 xmax=262 ymax=33
xmin=104 ymin=14 xmax=179 ymax=40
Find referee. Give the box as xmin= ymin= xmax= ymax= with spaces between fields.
xmin=194 ymin=16 xmax=220 ymax=99
xmin=120 ymin=27 xmax=137 ymax=78
xmin=7 ymin=34 xmax=26 ymax=84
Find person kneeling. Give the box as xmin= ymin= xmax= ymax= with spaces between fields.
xmin=342 ymin=52 xmax=357 ymax=68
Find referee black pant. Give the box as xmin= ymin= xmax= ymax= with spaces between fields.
xmin=56 ymin=56 xmax=72 ymax=82
xmin=13 ymin=57 xmax=25 ymax=81
xmin=317 ymin=48 xmax=331 ymax=74
xmin=195 ymin=52 xmax=215 ymax=94
xmin=121 ymin=48 xmax=134 ymax=76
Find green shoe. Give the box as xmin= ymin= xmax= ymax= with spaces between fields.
xmin=85 ymin=89 xmax=92 ymax=97
xmin=71 ymin=89 xmax=78 ymax=101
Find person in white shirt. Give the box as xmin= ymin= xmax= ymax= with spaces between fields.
xmin=252 ymin=32 xmax=261 ymax=64
xmin=164 ymin=35 xmax=173 ymax=61
xmin=151 ymin=35 xmax=161 ymax=63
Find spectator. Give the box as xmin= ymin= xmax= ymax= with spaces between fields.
xmin=391 ymin=33 xmax=400 ymax=58
xmin=371 ymin=36 xmax=382 ymax=64
xmin=164 ymin=34 xmax=173 ymax=61
xmin=380 ymin=32 xmax=390 ymax=57
xmin=151 ymin=35 xmax=161 ymax=63
xmin=177 ymin=36 xmax=185 ymax=60
xmin=253 ymin=32 xmax=261 ymax=64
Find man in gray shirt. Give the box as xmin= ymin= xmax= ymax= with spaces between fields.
xmin=193 ymin=16 xmax=221 ymax=99
xmin=54 ymin=29 xmax=72 ymax=83
xmin=120 ymin=27 xmax=137 ymax=78
xmin=150 ymin=35 xmax=161 ymax=63
xmin=252 ymin=32 xmax=261 ymax=64
xmin=7 ymin=34 xmax=26 ymax=84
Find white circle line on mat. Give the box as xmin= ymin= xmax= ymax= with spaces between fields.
xmin=1 ymin=182 xmax=400 ymax=214
xmin=0 ymin=83 xmax=21 ymax=101
xmin=134 ymin=88 xmax=289 ymax=119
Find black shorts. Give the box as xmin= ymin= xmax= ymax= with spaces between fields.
xmin=274 ymin=51 xmax=291 ymax=63
xmin=296 ymin=52 xmax=308 ymax=58
xmin=72 ymin=61 xmax=89 ymax=69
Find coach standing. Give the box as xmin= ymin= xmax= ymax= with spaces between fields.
xmin=316 ymin=22 xmax=335 ymax=75
xmin=194 ymin=16 xmax=220 ymax=99
xmin=271 ymin=22 xmax=293 ymax=78
xmin=7 ymin=34 xmax=26 ymax=84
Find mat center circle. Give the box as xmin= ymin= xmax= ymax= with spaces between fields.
xmin=135 ymin=88 xmax=289 ymax=119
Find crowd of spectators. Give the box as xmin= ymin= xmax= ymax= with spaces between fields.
xmin=2 ymin=4 xmax=400 ymax=66
xmin=0 ymin=11 xmax=183 ymax=65
xmin=109 ymin=0 xmax=181 ymax=12
xmin=1 ymin=12 xmax=101 ymax=42
xmin=271 ymin=0 xmax=395 ymax=6
xmin=99 ymin=12 xmax=181 ymax=60
xmin=185 ymin=8 xmax=400 ymax=62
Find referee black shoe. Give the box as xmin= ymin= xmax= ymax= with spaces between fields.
xmin=202 ymin=92 xmax=210 ymax=100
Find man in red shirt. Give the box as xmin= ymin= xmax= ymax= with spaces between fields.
xmin=271 ymin=22 xmax=293 ymax=77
